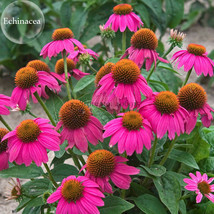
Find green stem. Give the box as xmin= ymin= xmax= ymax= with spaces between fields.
xmin=121 ymin=189 xmax=126 ymax=199
xmin=78 ymin=155 xmax=86 ymax=166
xmin=88 ymin=63 xmax=98 ymax=73
xmin=63 ymin=50 xmax=72 ymax=100
xmin=159 ymin=135 xmax=178 ymax=166
xmin=28 ymin=111 xmax=37 ymax=118
xmin=68 ymin=78 xmax=76 ymax=99
xmin=43 ymin=163 xmax=58 ymax=188
xmin=148 ymin=135 xmax=158 ymax=167
xmin=34 ymin=92 xmax=56 ymax=126
xmin=147 ymin=44 xmax=174 ymax=82
xmin=180 ymin=194 xmax=192 ymax=201
xmin=67 ymin=148 xmax=82 ymax=171
xmin=0 ymin=116 xmax=12 ymax=131
xmin=122 ymin=31 xmax=126 ymax=53
xmin=182 ymin=68 xmax=193 ymax=87
xmin=88 ymin=147 xmax=93 ymax=154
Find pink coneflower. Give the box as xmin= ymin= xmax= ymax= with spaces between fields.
xmin=27 ymin=60 xmax=66 ymax=83
xmin=68 ymin=45 xmax=99 ymax=62
xmin=56 ymin=100 xmax=103 ymax=153
xmin=171 ymin=43 xmax=214 ymax=76
xmin=104 ymin=4 xmax=143 ymax=32
xmin=92 ymin=59 xmax=152 ymax=113
xmin=40 ymin=28 xmax=84 ymax=60
xmin=0 ymin=128 xmax=9 ymax=171
xmin=81 ymin=149 xmax=139 ymax=193
xmin=184 ymin=171 xmax=214 ymax=203
xmin=3 ymin=118 xmax=60 ymax=166
xmin=6 ymin=178 xmax=22 ymax=200
xmin=103 ymin=111 xmax=153 ymax=156
xmin=139 ymin=91 xmax=189 ymax=140
xmin=178 ymin=83 xmax=214 ymax=133
xmin=55 ymin=58 xmax=89 ymax=81
xmin=121 ymin=28 xmax=168 ymax=70
xmin=0 ymin=94 xmax=10 ymax=115
xmin=47 ymin=175 xmax=104 ymax=214
xmin=11 ymin=67 xmax=61 ymax=110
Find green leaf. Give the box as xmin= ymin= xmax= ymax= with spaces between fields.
xmin=149 ymin=80 xmax=170 ymax=91
xmin=130 ymin=182 xmax=152 ymax=197
xmin=73 ymin=75 xmax=95 ymax=93
xmin=141 ymin=165 xmax=166 ymax=177
xmin=16 ymin=197 xmax=32 ymax=212
xmin=169 ymin=149 xmax=199 ymax=169
xmin=51 ymin=164 xmax=78 ymax=182
xmin=105 ymin=58 xmax=120 ymax=64
xmin=60 ymin=1 xmax=72 ymax=27
xmin=134 ymin=4 xmax=150 ymax=28
xmin=55 ymin=141 xmax=68 ymax=158
xmin=158 ymin=62 xmax=181 ymax=75
xmin=23 ymin=206 xmax=41 ymax=214
xmin=208 ymin=50 xmax=214 ymax=60
xmin=165 ymin=0 xmax=184 ymax=28
xmin=0 ymin=164 xmax=43 ymax=179
xmin=199 ymin=157 xmax=214 ymax=172
xmin=153 ymin=172 xmax=181 ymax=214
xmin=181 ymin=10 xmax=200 ymax=31
xmin=45 ymin=93 xmax=63 ymax=123
xmin=91 ymin=105 xmax=114 ymax=125
xmin=99 ymin=196 xmax=134 ymax=214
xmin=179 ymin=200 xmax=186 ymax=214
xmin=134 ymin=194 xmax=167 ymax=214
xmin=22 ymin=179 xmax=51 ymax=197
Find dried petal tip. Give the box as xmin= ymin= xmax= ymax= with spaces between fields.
xmin=169 ymin=29 xmax=186 ymax=48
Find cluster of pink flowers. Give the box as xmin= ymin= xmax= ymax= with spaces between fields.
xmin=1 ymin=2 xmax=214 ymax=213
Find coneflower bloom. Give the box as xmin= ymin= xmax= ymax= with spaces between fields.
xmin=121 ymin=28 xmax=168 ymax=70
xmin=11 ymin=67 xmax=61 ymax=110
xmin=40 ymin=28 xmax=84 ymax=60
xmin=92 ymin=59 xmax=152 ymax=113
xmin=81 ymin=150 xmax=140 ymax=193
xmin=178 ymin=83 xmax=214 ymax=133
xmin=103 ymin=111 xmax=153 ymax=156
xmin=104 ymin=4 xmax=143 ymax=32
xmin=27 ymin=60 xmax=66 ymax=83
xmin=47 ymin=175 xmax=104 ymax=214
xmin=0 ymin=94 xmax=10 ymax=115
xmin=3 ymin=118 xmax=60 ymax=166
xmin=139 ymin=91 xmax=189 ymax=139
xmin=171 ymin=43 xmax=214 ymax=76
xmin=0 ymin=128 xmax=9 ymax=171
xmin=56 ymin=100 xmax=103 ymax=153
xmin=55 ymin=58 xmax=89 ymax=81
xmin=68 ymin=45 xmax=99 ymax=62
xmin=184 ymin=171 xmax=214 ymax=203
xmin=6 ymin=178 xmax=22 ymax=200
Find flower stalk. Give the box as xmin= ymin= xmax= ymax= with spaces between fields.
xmin=43 ymin=163 xmax=59 ymax=188
xmin=0 ymin=116 xmax=12 ymax=131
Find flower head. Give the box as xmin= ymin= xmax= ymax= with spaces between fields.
xmin=3 ymin=118 xmax=60 ymax=166
xmin=171 ymin=43 xmax=214 ymax=76
xmin=169 ymin=29 xmax=186 ymax=48
xmin=55 ymin=58 xmax=89 ymax=80
xmin=184 ymin=171 xmax=214 ymax=203
xmin=104 ymin=4 xmax=143 ymax=32
xmin=0 ymin=128 xmax=9 ymax=171
xmin=81 ymin=149 xmax=140 ymax=193
xmin=47 ymin=175 xmax=104 ymax=214
xmin=103 ymin=111 xmax=154 ymax=155
xmin=121 ymin=28 xmax=168 ymax=70
xmin=0 ymin=94 xmax=11 ymax=115
xmin=40 ymin=28 xmax=84 ymax=59
xmin=6 ymin=178 xmax=22 ymax=200
xmin=92 ymin=59 xmax=152 ymax=113
xmin=11 ymin=66 xmax=61 ymax=110
xmin=100 ymin=25 xmax=115 ymax=39
xmin=27 ymin=60 xmax=66 ymax=83
xmin=139 ymin=91 xmax=189 ymax=139
xmin=56 ymin=100 xmax=103 ymax=153
xmin=178 ymin=83 xmax=214 ymax=133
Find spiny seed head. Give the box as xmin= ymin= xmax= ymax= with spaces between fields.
xmin=187 ymin=43 xmax=206 ymax=56
xmin=131 ymin=28 xmax=158 ymax=50
xmin=55 ymin=58 xmax=75 ymax=74
xmin=112 ymin=59 xmax=140 ymax=84
xmin=61 ymin=179 xmax=83 ymax=202
xmin=178 ymin=83 xmax=207 ymax=110
xmin=87 ymin=150 xmax=115 ymax=177
xmin=27 ymin=60 xmax=50 ymax=73
xmin=95 ymin=62 xmax=114 ymax=86
xmin=113 ymin=4 xmax=133 ymax=15
xmin=155 ymin=91 xmax=179 ymax=114
xmin=15 ymin=67 xmax=38 ymax=89
xmin=198 ymin=181 xmax=211 ymax=195
xmin=52 ymin=28 xmax=74 ymax=41
xmin=122 ymin=111 xmax=143 ymax=130
xmin=59 ymin=100 xmax=91 ymax=129
xmin=16 ymin=120 xmax=40 ymax=143
xmin=0 ymin=128 xmax=9 ymax=153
